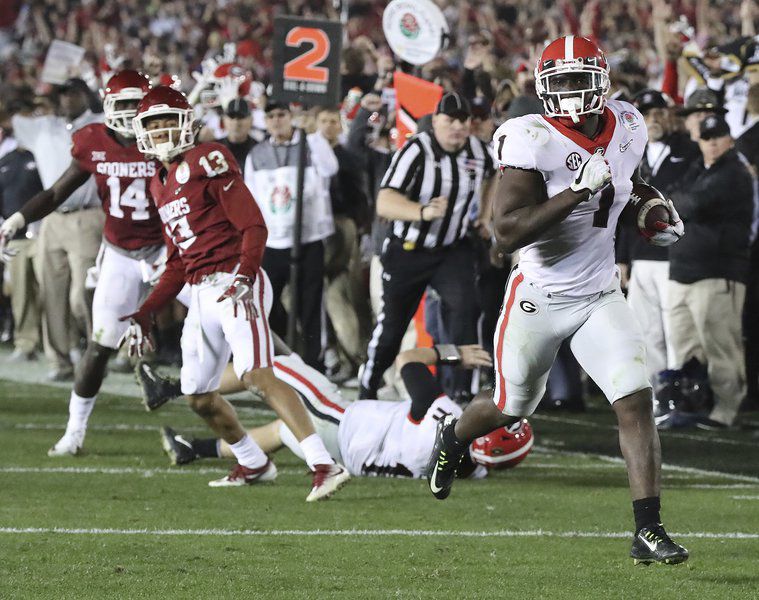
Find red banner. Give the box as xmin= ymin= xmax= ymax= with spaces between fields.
xmin=392 ymin=71 xmax=443 ymax=148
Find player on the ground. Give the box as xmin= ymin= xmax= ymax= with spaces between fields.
xmin=0 ymin=70 xmax=168 ymax=457
xmin=122 ymin=85 xmax=348 ymax=501
xmin=145 ymin=337 xmax=530 ymax=479
xmin=426 ymin=36 xmax=689 ymax=565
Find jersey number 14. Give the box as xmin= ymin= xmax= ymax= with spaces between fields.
xmin=106 ymin=177 xmax=150 ymax=220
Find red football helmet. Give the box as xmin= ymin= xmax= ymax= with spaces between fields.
xmin=102 ymin=69 xmax=151 ymax=138
xmin=132 ymin=86 xmax=195 ymax=161
xmin=535 ymin=35 xmax=610 ymax=123
xmin=469 ymin=419 xmax=534 ymax=470
xmin=200 ymin=62 xmax=254 ymax=108
xmin=157 ymin=72 xmax=182 ymax=91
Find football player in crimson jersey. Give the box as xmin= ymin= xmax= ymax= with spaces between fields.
xmin=123 ymin=86 xmax=349 ymax=501
xmin=426 ymin=36 xmax=689 ymax=565
xmin=0 ymin=69 xmax=169 ymax=458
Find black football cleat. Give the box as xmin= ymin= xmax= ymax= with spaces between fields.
xmin=427 ymin=415 xmax=465 ymax=500
xmin=135 ymin=361 xmax=182 ymax=412
xmin=630 ymin=524 xmax=689 ymax=565
xmin=160 ymin=426 xmax=197 ymax=466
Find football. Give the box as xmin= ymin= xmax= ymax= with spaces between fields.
xmin=630 ymin=182 xmax=672 ymax=238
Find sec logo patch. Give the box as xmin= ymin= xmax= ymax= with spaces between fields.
xmin=565 ymin=152 xmax=582 ymax=171
xmin=519 ymin=300 xmax=539 ymax=314
xmin=175 ymin=161 xmax=190 ymax=184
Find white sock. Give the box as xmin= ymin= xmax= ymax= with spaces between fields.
xmin=299 ymin=433 xmax=334 ymax=469
xmin=228 ymin=434 xmax=267 ymax=469
xmin=65 ymin=392 xmax=96 ymax=435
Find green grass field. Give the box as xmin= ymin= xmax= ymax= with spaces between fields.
xmin=1 ymin=378 xmax=758 ymax=599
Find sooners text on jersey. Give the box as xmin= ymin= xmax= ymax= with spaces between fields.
xmin=493 ymin=99 xmax=648 ymax=295
xmin=150 ymin=142 xmax=266 ymax=283
xmin=71 ymin=123 xmax=163 ymax=250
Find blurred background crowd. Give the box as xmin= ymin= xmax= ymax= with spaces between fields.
xmin=1 ymin=0 xmax=758 ymax=432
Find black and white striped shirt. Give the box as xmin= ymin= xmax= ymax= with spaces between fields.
xmin=380 ymin=131 xmax=496 ymax=249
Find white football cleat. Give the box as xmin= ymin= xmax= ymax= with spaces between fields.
xmin=306 ymin=463 xmax=350 ymax=502
xmin=47 ymin=430 xmax=84 ymax=457
xmin=208 ymin=460 xmax=277 ymax=487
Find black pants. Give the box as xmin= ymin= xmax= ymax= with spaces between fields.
xmin=360 ymin=238 xmax=479 ymax=398
xmin=263 ymin=240 xmax=325 ymax=370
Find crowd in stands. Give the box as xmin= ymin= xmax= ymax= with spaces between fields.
xmin=1 ymin=0 xmax=758 ymax=432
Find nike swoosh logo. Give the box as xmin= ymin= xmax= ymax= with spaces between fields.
xmin=223 ymin=180 xmax=234 ymax=192
xmin=142 ymin=365 xmax=157 ymax=382
xmin=429 ymin=469 xmax=444 ymax=493
xmin=175 ymin=435 xmax=193 ymax=450
xmin=640 ymin=537 xmax=659 ymax=552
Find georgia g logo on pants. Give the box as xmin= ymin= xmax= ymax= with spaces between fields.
xmin=519 ymin=300 xmax=539 ymax=314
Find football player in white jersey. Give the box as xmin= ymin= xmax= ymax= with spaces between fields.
xmin=149 ymin=337 xmax=521 ymax=480
xmin=426 ymin=35 xmax=689 ymax=566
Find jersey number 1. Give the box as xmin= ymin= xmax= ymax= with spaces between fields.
xmin=592 ymin=184 xmax=615 ymax=228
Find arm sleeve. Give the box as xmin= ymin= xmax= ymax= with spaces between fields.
xmin=461 ymin=68 xmax=478 ymax=100
xmin=209 ymin=175 xmax=268 ymax=278
xmin=661 ymin=60 xmax=683 ymax=105
xmin=138 ymin=240 xmax=186 ymax=316
xmin=346 ymin=107 xmax=371 ymax=168
xmin=400 ymin=362 xmax=445 ymax=423
xmin=379 ymin=139 xmax=424 ymax=194
xmin=307 ymin=132 xmax=339 ymax=178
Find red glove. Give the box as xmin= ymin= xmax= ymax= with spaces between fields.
xmin=118 ymin=311 xmax=154 ymax=358
xmin=216 ymin=274 xmax=259 ymax=321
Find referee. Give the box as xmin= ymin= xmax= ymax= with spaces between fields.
xmin=359 ymin=92 xmax=496 ymax=400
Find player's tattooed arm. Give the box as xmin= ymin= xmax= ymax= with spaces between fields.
xmin=492 ymin=167 xmax=589 ymax=252
xmin=19 ymin=160 xmax=90 ymax=224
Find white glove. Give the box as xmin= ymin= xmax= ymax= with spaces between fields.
xmin=0 ymin=212 xmax=25 ymax=263
xmin=216 ymin=75 xmax=240 ymax=111
xmin=187 ymin=57 xmax=219 ymax=106
xmin=570 ymin=153 xmax=612 ymax=195
xmin=216 ymin=275 xmax=259 ymax=320
xmin=647 ymin=199 xmax=685 ymax=247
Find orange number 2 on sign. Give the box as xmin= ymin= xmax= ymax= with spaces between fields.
xmin=284 ymin=27 xmax=330 ymax=83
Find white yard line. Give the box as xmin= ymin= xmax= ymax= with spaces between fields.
xmin=0 ymin=466 xmax=308 ymax=477
xmin=534 ymin=446 xmax=759 ymax=484
xmin=531 ymin=413 xmax=756 ymax=447
xmin=0 ymin=526 xmax=757 ymax=539
xmin=11 ymin=423 xmax=209 ymax=433
xmin=731 ymin=495 xmax=759 ymax=500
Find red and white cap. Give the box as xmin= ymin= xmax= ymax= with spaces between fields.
xmin=534 ymin=35 xmax=610 ymax=123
